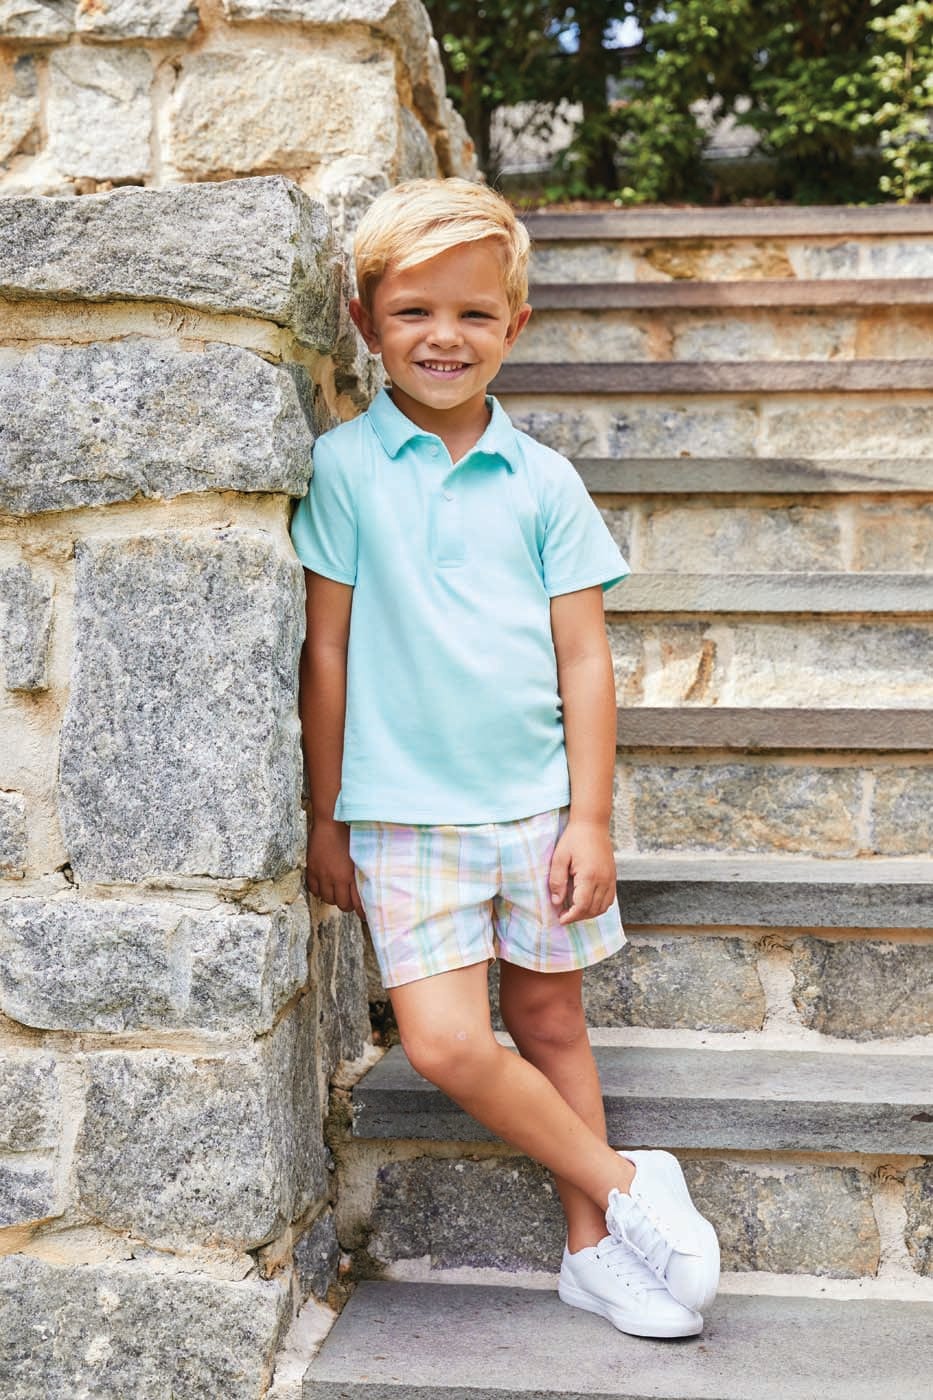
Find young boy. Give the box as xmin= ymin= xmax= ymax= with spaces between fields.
xmin=290 ymin=178 xmax=720 ymax=1339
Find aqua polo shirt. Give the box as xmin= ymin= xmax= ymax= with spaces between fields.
xmin=289 ymin=387 xmax=630 ymax=824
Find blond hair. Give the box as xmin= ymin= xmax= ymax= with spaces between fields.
xmin=353 ymin=178 xmax=530 ymax=316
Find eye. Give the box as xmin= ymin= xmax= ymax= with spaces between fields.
xmin=463 ymin=310 xmax=492 ymax=319
xmin=396 ymin=307 xmax=428 ymax=316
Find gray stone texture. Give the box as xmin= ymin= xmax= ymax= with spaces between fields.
xmin=0 ymin=1 xmax=73 ymax=39
xmin=314 ymin=908 xmax=370 ymax=1081
xmin=0 ymin=1051 xmax=59 ymax=1150
xmin=872 ymin=768 xmax=933 ymax=855
xmin=0 ymin=1159 xmax=59 ymax=1228
xmin=0 ymin=53 xmax=38 ymax=163
xmin=74 ymin=995 xmax=326 ymax=1249
xmin=0 ymin=339 xmax=316 ymax=515
xmin=303 ymin=1281 xmax=933 ymax=1400
xmin=681 ymin=1159 xmax=879 ymax=1277
xmin=904 ymin=1163 xmax=933 ymax=1277
xmin=76 ymin=0 xmax=200 ymax=38
xmin=637 ymin=504 xmax=844 ymax=573
xmin=364 ymin=1153 xmax=879 ymax=1278
xmin=0 ymin=177 xmax=342 ymax=350
xmin=581 ymin=933 xmax=766 ymax=1032
xmin=762 ymin=400 xmax=933 ymax=457
xmin=626 ymin=762 xmax=862 ymax=856
xmin=0 ymin=562 xmax=52 ymax=689
xmin=367 ymin=1155 xmax=565 ymax=1273
xmin=791 ymin=937 xmax=933 ymax=1040
xmin=169 ymin=49 xmax=400 ymax=178
xmin=294 ymin=1206 xmax=341 ymax=1301
xmin=397 ymin=104 xmax=437 ymax=179
xmin=0 ymin=1252 xmax=291 ymax=1400
xmin=0 ymin=790 xmax=27 ymax=877
xmin=609 ymin=402 xmax=760 ymax=457
xmin=47 ymin=44 xmax=152 ymax=181
xmin=0 ymin=894 xmax=310 ymax=1033
xmin=854 ymin=503 xmax=933 ymax=572
xmin=57 ymin=526 xmax=305 ymax=884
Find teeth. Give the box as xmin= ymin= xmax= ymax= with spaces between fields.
xmin=422 ymin=361 xmax=464 ymax=371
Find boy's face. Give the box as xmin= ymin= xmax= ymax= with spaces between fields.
xmin=349 ymin=238 xmax=531 ymax=430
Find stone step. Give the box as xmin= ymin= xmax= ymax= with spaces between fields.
xmin=614 ymin=707 xmax=933 ymax=750
xmin=528 ymin=278 xmax=933 ymax=309
xmin=523 ymin=205 xmax=933 ymax=240
xmin=577 ymin=456 xmax=933 ymax=493
xmin=603 ymin=573 xmax=933 ymax=613
xmin=612 ymin=854 xmax=933 ymax=928
xmin=514 ymin=284 xmax=933 ymax=366
xmin=301 ymin=1282 xmax=933 ymax=1400
xmin=494 ymin=360 xmax=933 ymax=394
xmin=351 ymin=1044 xmax=933 ymax=1154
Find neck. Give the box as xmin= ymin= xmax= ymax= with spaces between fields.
xmin=388 ymin=386 xmax=491 ymax=461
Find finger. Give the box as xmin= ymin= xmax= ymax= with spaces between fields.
xmin=351 ymin=877 xmax=365 ymax=918
xmin=559 ymin=874 xmax=595 ymax=924
xmin=306 ymin=872 xmax=321 ymax=898
xmin=549 ymin=846 xmax=571 ymax=906
xmin=319 ymin=881 xmax=336 ymax=907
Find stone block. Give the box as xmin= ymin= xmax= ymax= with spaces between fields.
xmin=0 ymin=1 xmax=73 ymax=40
xmin=0 ymin=53 xmax=38 ymax=163
xmin=437 ymin=96 xmax=477 ymax=178
xmin=609 ymin=401 xmax=759 ymax=457
xmin=294 ymin=1207 xmax=340 ymax=1301
xmin=513 ymin=311 xmax=648 ymax=364
xmin=637 ymin=504 xmax=843 ymax=573
xmin=0 ymin=340 xmax=315 ymax=515
xmin=866 ymin=240 xmax=933 ymax=277
xmin=853 ymin=504 xmax=933 ymax=572
xmin=625 ymin=762 xmax=862 ymax=856
xmin=582 ymin=933 xmax=766 ymax=1032
xmin=505 ymin=408 xmax=601 ymax=459
xmin=792 ymin=938 xmax=933 ymax=1041
xmin=0 ymin=791 xmax=27 ymax=877
xmin=673 ymin=310 xmax=854 ymax=362
xmin=76 ymin=0 xmax=200 ymax=38
xmin=47 ymin=44 xmax=152 ymax=181
xmin=0 ymin=1252 xmax=291 ymax=1400
xmin=0 ymin=1160 xmax=59 ymax=1228
xmin=607 ymin=621 xmax=647 ymax=704
xmin=762 ymin=399 xmax=933 ymax=457
xmin=57 ymin=527 xmax=305 ymax=884
xmin=904 ymin=1162 xmax=932 ymax=1277
xmin=599 ymin=506 xmax=632 ymax=560
xmin=0 ymin=1052 xmax=59 ymax=1150
xmin=872 ymin=769 xmax=933 ymax=856
xmin=169 ymin=48 xmax=399 ymax=178
xmin=0 ymin=895 xmax=309 ymax=1033
xmin=681 ymin=1158 xmax=880 ymax=1277
xmin=529 ymin=242 xmax=640 ymax=285
xmin=396 ymin=104 xmax=437 ymax=179
xmin=74 ymin=997 xmax=326 ymax=1249
xmin=722 ymin=621 xmax=933 ymax=708
xmin=0 ymin=562 xmax=52 ymax=689
xmin=314 ymin=907 xmax=370 ymax=1082
xmin=367 ymin=1156 xmax=565 ymax=1273
xmin=0 ymin=177 xmax=341 ymax=350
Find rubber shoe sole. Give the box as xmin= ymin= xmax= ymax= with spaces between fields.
xmin=557 ymin=1275 xmax=703 ymax=1339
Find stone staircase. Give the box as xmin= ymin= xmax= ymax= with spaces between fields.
xmin=297 ymin=207 xmax=933 ymax=1397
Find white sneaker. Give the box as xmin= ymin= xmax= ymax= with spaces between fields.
xmin=606 ymin=1149 xmax=720 ymax=1313
xmin=558 ymin=1234 xmax=703 ymax=1338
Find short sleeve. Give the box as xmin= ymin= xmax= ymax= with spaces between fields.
xmin=539 ymin=458 xmax=630 ymax=597
xmin=289 ymin=435 xmax=358 ymax=585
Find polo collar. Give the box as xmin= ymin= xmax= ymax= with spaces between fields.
xmin=366 ymin=386 xmax=519 ymax=472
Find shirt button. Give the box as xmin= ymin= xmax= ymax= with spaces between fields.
xmin=443 ymin=491 xmax=454 ymax=501
xmin=430 ymin=446 xmax=440 ymax=458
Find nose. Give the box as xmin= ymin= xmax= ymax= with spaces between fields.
xmin=426 ymin=315 xmax=463 ymax=348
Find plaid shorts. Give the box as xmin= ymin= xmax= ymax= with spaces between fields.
xmin=348 ymin=805 xmax=626 ymax=989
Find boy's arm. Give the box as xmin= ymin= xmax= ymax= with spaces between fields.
xmin=298 ymin=569 xmax=363 ymax=916
xmin=549 ymin=584 xmax=617 ymax=925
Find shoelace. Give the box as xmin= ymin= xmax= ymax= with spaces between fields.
xmin=594 ymin=1234 xmax=668 ymax=1300
xmin=607 ymin=1191 xmax=675 ymax=1279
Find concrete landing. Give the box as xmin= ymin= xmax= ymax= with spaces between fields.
xmin=302 ymin=1281 xmax=933 ymax=1399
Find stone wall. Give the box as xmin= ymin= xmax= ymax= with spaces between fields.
xmin=0 ymin=1 xmax=475 ymax=221
xmin=0 ymin=176 xmax=376 ymax=1398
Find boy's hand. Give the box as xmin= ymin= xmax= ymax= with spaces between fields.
xmin=305 ymin=816 xmax=364 ymax=917
xmin=548 ymin=819 xmax=616 ymax=925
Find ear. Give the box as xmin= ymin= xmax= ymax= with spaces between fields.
xmin=349 ymin=297 xmax=382 ymax=354
xmin=503 ymin=303 xmax=532 ymax=354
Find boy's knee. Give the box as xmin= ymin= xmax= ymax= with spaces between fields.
xmin=500 ymin=988 xmax=587 ymax=1051
xmin=401 ymin=1024 xmax=498 ymax=1091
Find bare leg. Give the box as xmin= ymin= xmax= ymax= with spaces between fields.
xmin=498 ymin=962 xmax=609 ymax=1252
xmin=389 ymin=961 xmax=634 ymax=1211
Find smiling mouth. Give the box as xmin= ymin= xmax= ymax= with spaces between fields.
xmin=418 ymin=360 xmax=472 ymax=375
